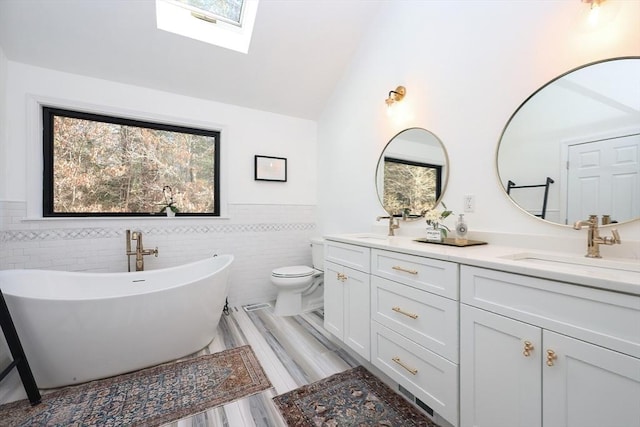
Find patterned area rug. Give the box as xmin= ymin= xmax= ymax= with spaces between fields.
xmin=0 ymin=345 xmax=271 ymax=427
xmin=273 ymin=365 xmax=440 ymax=426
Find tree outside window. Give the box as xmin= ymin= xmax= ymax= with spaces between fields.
xmin=43 ymin=107 xmax=220 ymax=217
xmin=382 ymin=157 xmax=442 ymax=216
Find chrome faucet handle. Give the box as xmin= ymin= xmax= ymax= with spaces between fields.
xmin=153 ymin=247 xmax=159 ymax=257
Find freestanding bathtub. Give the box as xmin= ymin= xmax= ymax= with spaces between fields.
xmin=0 ymin=255 xmax=233 ymax=388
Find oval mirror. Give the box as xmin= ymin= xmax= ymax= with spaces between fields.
xmin=376 ymin=127 xmax=449 ymax=216
xmin=497 ymin=57 xmax=640 ymax=226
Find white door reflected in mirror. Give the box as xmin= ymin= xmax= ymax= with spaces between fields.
xmin=497 ymin=57 xmax=640 ymax=226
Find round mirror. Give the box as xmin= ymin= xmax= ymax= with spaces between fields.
xmin=497 ymin=57 xmax=640 ymax=226
xmin=376 ymin=127 xmax=449 ymax=216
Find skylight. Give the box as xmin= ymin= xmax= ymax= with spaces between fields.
xmin=156 ymin=0 xmax=259 ymax=54
xmin=170 ymin=0 xmax=244 ymax=26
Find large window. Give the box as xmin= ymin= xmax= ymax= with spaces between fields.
xmin=43 ymin=107 xmax=220 ymax=217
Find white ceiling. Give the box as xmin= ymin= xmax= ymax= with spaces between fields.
xmin=0 ymin=0 xmax=383 ymax=120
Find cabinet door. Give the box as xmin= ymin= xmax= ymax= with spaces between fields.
xmin=323 ymin=261 xmax=344 ymax=341
xmin=460 ymin=304 xmax=542 ymax=427
xmin=343 ymin=266 xmax=370 ymax=361
xmin=323 ymin=261 xmax=370 ymax=361
xmin=543 ymin=330 xmax=640 ymax=427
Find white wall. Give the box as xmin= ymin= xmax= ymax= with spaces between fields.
xmin=0 ymin=47 xmax=7 ymax=205
xmin=3 ymin=62 xmax=317 ymax=206
xmin=0 ymin=62 xmax=319 ymax=305
xmin=318 ymin=0 xmax=640 ymax=252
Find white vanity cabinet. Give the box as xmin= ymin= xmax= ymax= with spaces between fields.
xmin=323 ymin=241 xmax=371 ymax=360
xmin=460 ymin=265 xmax=640 ymax=427
xmin=460 ymin=304 xmax=542 ymax=427
xmin=369 ymin=248 xmax=460 ymax=426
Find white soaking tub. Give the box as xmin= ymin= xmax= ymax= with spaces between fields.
xmin=0 ymin=255 xmax=234 ymax=388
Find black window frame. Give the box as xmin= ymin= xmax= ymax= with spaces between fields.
xmin=42 ymin=106 xmax=221 ymax=217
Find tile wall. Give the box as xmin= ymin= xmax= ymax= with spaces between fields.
xmin=0 ymin=201 xmax=317 ymax=305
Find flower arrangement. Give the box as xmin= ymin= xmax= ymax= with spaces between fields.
xmin=159 ymin=185 xmax=179 ymax=214
xmin=425 ymin=202 xmax=453 ymax=237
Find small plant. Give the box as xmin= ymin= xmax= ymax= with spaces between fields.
xmin=425 ymin=202 xmax=453 ymax=237
xmin=159 ymin=185 xmax=179 ymax=214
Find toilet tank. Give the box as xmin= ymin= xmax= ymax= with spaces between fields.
xmin=310 ymin=237 xmax=325 ymax=270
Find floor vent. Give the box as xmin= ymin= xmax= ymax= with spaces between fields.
xmin=398 ymin=384 xmax=414 ymax=400
xmin=415 ymin=397 xmax=434 ymax=416
xmin=243 ymin=303 xmax=271 ymax=312
xmin=398 ymin=385 xmax=435 ymax=416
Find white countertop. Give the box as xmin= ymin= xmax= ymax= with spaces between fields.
xmin=324 ymin=233 xmax=640 ymax=296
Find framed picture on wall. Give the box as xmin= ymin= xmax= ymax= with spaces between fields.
xmin=255 ymin=155 xmax=287 ymax=182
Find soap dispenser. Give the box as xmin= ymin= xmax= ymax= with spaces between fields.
xmin=455 ymin=214 xmax=468 ymax=245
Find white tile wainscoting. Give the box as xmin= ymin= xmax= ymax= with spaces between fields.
xmin=0 ymin=201 xmax=317 ymax=306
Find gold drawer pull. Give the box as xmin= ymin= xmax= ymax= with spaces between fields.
xmin=392 ymin=306 xmax=418 ymax=319
xmin=392 ymin=265 xmax=418 ymax=275
xmin=546 ymin=349 xmax=557 ymax=367
xmin=392 ymin=356 xmax=418 ymax=375
xmin=523 ymin=340 xmax=534 ymax=357
xmin=336 ymin=272 xmax=347 ymax=282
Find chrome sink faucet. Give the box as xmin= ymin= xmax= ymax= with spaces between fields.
xmin=377 ymin=215 xmax=399 ymax=236
xmin=126 ymin=230 xmax=158 ymax=271
xmin=573 ymin=214 xmax=621 ymax=258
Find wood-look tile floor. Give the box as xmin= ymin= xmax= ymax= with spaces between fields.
xmin=164 ymin=304 xmax=360 ymax=427
xmin=1 ymin=304 xmax=449 ymax=426
xmin=0 ymin=304 xmax=357 ymax=427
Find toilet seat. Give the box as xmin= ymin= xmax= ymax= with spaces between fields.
xmin=272 ymin=265 xmax=315 ymax=278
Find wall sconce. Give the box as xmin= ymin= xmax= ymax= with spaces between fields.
xmin=582 ymin=0 xmax=606 ymax=25
xmin=385 ymin=86 xmax=406 ymax=113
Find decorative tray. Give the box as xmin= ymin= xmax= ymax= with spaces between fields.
xmin=413 ymin=237 xmax=488 ymax=247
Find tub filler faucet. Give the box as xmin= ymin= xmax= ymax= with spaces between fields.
xmin=126 ymin=230 xmax=158 ymax=272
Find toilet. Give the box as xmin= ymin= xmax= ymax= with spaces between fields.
xmin=271 ymin=237 xmax=324 ymax=316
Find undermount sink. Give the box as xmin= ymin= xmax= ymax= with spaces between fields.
xmin=501 ymin=252 xmax=640 ymax=274
xmin=353 ymin=234 xmax=389 ymax=240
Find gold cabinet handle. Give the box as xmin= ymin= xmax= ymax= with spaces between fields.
xmin=392 ymin=265 xmax=418 ymax=275
xmin=546 ymin=349 xmax=557 ymax=367
xmin=336 ymin=272 xmax=347 ymax=282
xmin=392 ymin=356 xmax=418 ymax=375
xmin=392 ymin=306 xmax=419 ymax=319
xmin=523 ymin=340 xmax=534 ymax=357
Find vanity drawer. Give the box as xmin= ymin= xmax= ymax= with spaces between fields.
xmin=461 ymin=265 xmax=640 ymax=358
xmin=325 ymin=241 xmax=370 ymax=273
xmin=371 ymin=322 xmax=459 ymax=426
xmin=371 ymin=249 xmax=458 ymax=299
xmin=371 ymin=275 xmax=458 ymax=362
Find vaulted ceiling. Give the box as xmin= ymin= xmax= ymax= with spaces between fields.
xmin=0 ymin=0 xmax=383 ymax=120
